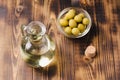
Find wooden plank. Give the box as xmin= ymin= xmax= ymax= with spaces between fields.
xmin=110 ymin=0 xmax=120 ymax=80
xmin=0 ymin=0 xmax=33 ymax=80
xmin=93 ymin=0 xmax=116 ymax=80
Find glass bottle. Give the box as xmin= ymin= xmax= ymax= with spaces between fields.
xmin=20 ymin=21 xmax=55 ymax=68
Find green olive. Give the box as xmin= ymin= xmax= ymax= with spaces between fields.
xmin=68 ymin=9 xmax=76 ymax=14
xmin=64 ymin=15 xmax=69 ymax=20
xmin=65 ymin=9 xmax=75 ymax=19
xmin=78 ymin=24 xmax=86 ymax=32
xmin=74 ymin=15 xmax=82 ymax=22
xmin=59 ymin=19 xmax=68 ymax=27
xmin=78 ymin=13 xmax=85 ymax=18
xmin=64 ymin=27 xmax=72 ymax=34
xmin=82 ymin=18 xmax=89 ymax=25
xmin=72 ymin=28 xmax=80 ymax=36
xmin=69 ymin=19 xmax=77 ymax=28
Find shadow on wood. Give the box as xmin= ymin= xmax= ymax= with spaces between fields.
xmin=34 ymin=61 xmax=57 ymax=78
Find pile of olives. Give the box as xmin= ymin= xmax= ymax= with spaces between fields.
xmin=59 ymin=9 xmax=89 ymax=36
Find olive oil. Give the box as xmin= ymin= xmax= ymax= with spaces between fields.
xmin=20 ymin=21 xmax=55 ymax=68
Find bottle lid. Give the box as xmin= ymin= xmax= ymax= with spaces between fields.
xmin=27 ymin=21 xmax=46 ymax=41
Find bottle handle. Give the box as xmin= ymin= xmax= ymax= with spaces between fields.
xmin=21 ymin=25 xmax=27 ymax=36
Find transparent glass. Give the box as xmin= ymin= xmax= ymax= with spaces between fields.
xmin=57 ymin=7 xmax=92 ymax=38
xmin=20 ymin=21 xmax=55 ymax=68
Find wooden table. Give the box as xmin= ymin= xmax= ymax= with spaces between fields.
xmin=0 ymin=0 xmax=120 ymax=80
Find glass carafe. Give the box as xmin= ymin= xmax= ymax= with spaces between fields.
xmin=20 ymin=21 xmax=55 ymax=68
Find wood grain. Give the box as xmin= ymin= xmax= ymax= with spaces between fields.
xmin=0 ymin=0 xmax=120 ymax=80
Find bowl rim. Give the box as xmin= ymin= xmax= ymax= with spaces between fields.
xmin=57 ymin=7 xmax=92 ymax=38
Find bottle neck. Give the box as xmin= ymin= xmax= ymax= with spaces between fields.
xmin=28 ymin=34 xmax=44 ymax=45
xmin=22 ymin=21 xmax=47 ymax=45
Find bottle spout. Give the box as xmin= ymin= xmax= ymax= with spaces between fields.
xmin=21 ymin=25 xmax=27 ymax=36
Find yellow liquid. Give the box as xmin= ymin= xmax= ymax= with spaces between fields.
xmin=21 ymin=35 xmax=55 ymax=68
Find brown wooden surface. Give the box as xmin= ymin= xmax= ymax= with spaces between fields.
xmin=0 ymin=0 xmax=120 ymax=80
